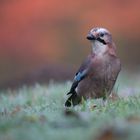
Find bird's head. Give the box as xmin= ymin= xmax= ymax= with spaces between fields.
xmin=87 ymin=27 xmax=114 ymax=55
xmin=87 ymin=27 xmax=112 ymax=44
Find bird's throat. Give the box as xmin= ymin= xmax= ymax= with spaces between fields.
xmin=91 ymin=41 xmax=107 ymax=55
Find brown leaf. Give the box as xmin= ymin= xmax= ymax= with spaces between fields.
xmin=127 ymin=115 xmax=140 ymax=123
xmin=39 ymin=115 xmax=47 ymax=123
xmin=11 ymin=106 xmax=21 ymax=115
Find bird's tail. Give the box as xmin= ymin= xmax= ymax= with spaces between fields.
xmin=65 ymin=93 xmax=81 ymax=107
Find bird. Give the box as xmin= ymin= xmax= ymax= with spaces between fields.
xmin=65 ymin=27 xmax=121 ymax=107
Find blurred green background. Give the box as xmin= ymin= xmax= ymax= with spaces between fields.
xmin=0 ymin=0 xmax=140 ymax=88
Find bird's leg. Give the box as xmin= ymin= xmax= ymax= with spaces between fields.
xmin=102 ymin=92 xmax=108 ymax=106
xmin=102 ymin=98 xmax=108 ymax=107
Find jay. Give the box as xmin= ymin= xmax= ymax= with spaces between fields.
xmin=65 ymin=27 xmax=121 ymax=107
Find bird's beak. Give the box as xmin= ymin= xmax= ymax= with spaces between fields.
xmin=86 ymin=33 xmax=96 ymax=40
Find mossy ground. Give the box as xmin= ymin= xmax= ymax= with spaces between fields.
xmin=0 ymin=74 xmax=140 ymax=140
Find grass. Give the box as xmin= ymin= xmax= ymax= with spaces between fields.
xmin=0 ymin=75 xmax=140 ymax=140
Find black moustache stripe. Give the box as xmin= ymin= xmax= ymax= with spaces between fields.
xmin=97 ymin=38 xmax=107 ymax=45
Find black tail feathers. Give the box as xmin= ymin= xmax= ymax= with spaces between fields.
xmin=65 ymin=93 xmax=81 ymax=107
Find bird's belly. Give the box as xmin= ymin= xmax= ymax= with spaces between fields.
xmin=76 ymin=66 xmax=117 ymax=99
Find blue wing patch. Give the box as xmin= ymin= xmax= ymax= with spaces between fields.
xmin=74 ymin=72 xmax=82 ymax=81
xmin=74 ymin=71 xmax=87 ymax=81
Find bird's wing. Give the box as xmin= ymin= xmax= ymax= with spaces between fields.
xmin=67 ymin=55 xmax=92 ymax=95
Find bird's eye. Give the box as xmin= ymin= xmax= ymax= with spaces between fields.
xmin=100 ymin=33 xmax=104 ymax=37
